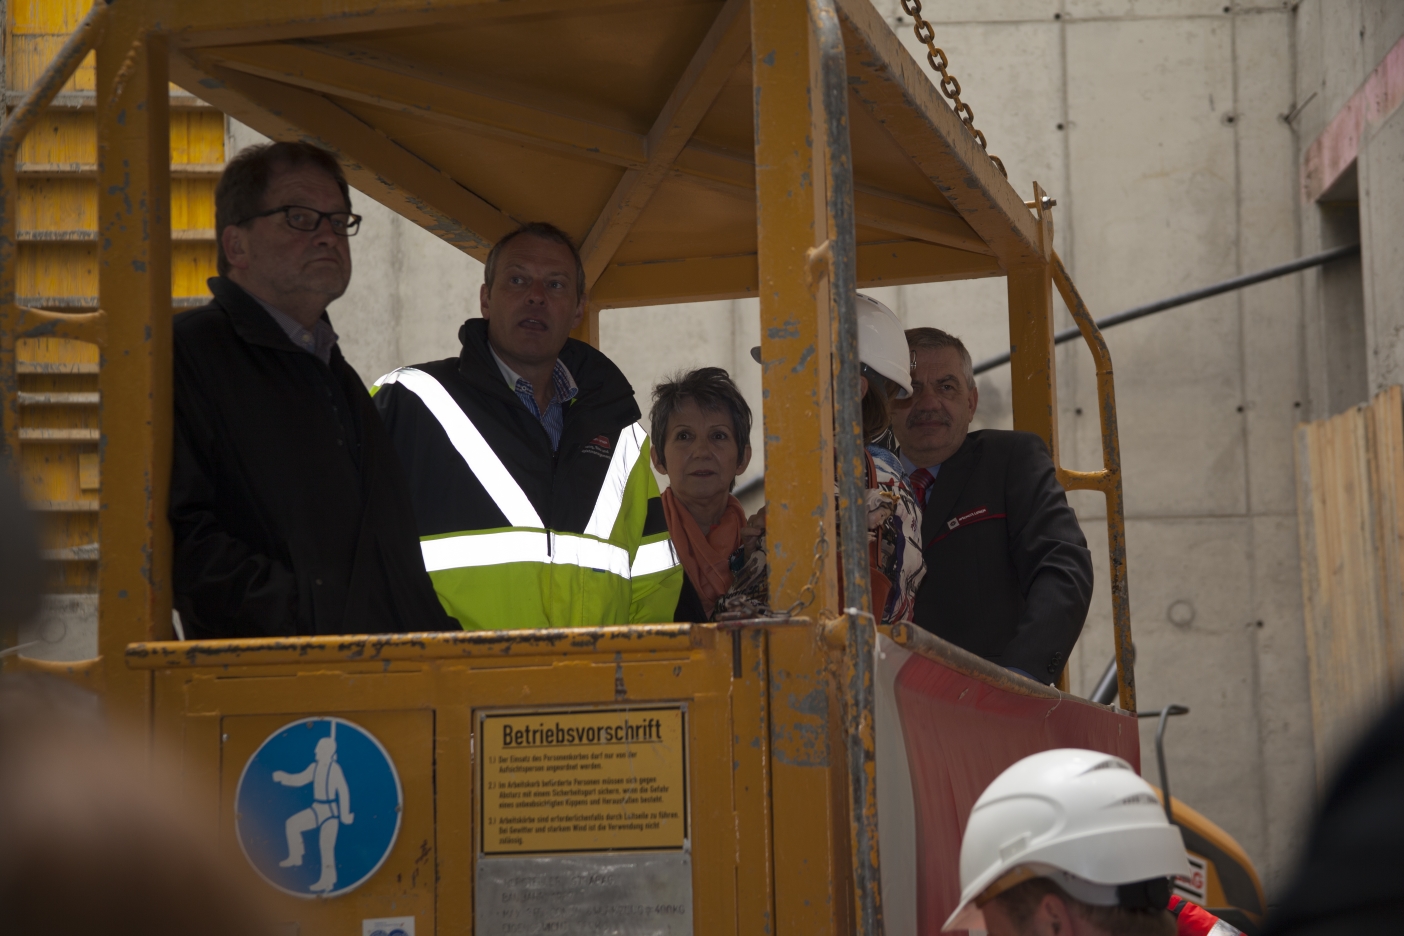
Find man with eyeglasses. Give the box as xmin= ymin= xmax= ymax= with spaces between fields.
xmin=890 ymin=327 xmax=1091 ymax=684
xmin=169 ymin=141 xmax=450 ymax=639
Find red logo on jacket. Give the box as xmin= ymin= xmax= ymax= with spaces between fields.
xmin=583 ymin=434 xmax=613 ymax=459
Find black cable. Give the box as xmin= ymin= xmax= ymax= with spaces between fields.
xmin=972 ymin=243 xmax=1361 ymax=375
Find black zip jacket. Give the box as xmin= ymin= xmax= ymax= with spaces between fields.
xmin=169 ymin=277 xmax=451 ymax=638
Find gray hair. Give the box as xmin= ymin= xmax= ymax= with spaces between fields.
xmin=649 ymin=367 xmax=752 ymax=471
xmin=905 ymin=326 xmax=975 ymax=389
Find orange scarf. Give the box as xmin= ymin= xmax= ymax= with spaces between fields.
xmin=661 ymin=487 xmax=747 ymax=613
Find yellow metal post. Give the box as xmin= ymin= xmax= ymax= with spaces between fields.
xmin=753 ymin=1 xmax=846 ymax=933
xmin=570 ymin=301 xmax=601 ymax=349
xmin=1006 ymin=182 xmax=1057 ymax=463
xmin=96 ymin=21 xmax=173 ymax=715
xmin=1051 ymin=253 xmax=1135 ymax=712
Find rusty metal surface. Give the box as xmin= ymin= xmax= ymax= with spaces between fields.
xmin=841 ymin=612 xmax=883 ymax=936
xmin=1050 ymin=251 xmax=1134 ymax=713
xmin=808 ymin=1 xmax=882 ymax=926
xmin=811 ymin=0 xmax=869 ymax=625
xmin=149 ymin=607 xmax=769 ymax=934
xmin=881 ymin=620 xmax=1071 ymax=703
xmin=127 ymin=625 xmax=706 ymax=669
xmin=93 ymin=21 xmax=176 ymax=720
xmin=752 ymin=2 xmax=849 ymax=929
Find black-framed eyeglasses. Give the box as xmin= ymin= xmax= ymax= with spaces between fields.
xmin=238 ymin=205 xmax=362 ymax=237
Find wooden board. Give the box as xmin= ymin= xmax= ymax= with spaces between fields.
xmin=1295 ymin=384 xmax=1404 ymax=782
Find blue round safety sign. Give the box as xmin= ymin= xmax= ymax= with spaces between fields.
xmin=236 ymin=717 xmax=402 ymax=899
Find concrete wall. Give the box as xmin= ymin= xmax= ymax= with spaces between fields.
xmin=221 ymin=2 xmax=1404 ymax=897
xmin=1295 ymin=2 xmax=1404 ymax=417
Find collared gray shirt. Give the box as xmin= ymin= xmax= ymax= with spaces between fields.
xmin=251 ymin=293 xmax=339 ymax=365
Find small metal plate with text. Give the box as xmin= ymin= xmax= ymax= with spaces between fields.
xmin=474 ymin=852 xmax=692 ymax=936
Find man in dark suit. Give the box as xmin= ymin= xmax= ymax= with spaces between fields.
xmin=891 ymin=328 xmax=1092 ymax=684
xmin=170 ymin=142 xmax=449 ymax=638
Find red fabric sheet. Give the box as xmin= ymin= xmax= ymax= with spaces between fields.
xmin=894 ymin=654 xmax=1140 ymax=933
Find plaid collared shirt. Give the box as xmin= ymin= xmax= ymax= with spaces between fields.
xmin=490 ymin=347 xmax=579 ymax=451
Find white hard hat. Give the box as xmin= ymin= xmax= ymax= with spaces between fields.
xmin=855 ymin=294 xmax=912 ymax=398
xmin=942 ymin=748 xmax=1190 ymax=932
xmin=747 ymin=294 xmax=912 ymax=398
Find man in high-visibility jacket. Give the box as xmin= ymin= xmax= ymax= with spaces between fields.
xmin=372 ymin=222 xmax=682 ymax=629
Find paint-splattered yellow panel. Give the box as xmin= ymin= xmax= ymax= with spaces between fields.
xmin=15 ymin=338 xmax=100 ymax=592
xmin=17 ymin=113 xmax=96 ymax=165
xmin=10 ymin=0 xmax=226 ymax=588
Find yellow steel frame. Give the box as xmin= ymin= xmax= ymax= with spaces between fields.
xmin=0 ymin=0 xmax=1139 ymax=932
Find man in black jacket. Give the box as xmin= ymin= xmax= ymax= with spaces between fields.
xmin=170 ymin=142 xmax=449 ymax=639
xmin=891 ymin=327 xmax=1092 ymax=683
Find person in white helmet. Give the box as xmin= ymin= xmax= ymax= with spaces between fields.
xmin=945 ymin=749 xmax=1242 ymax=936
xmin=851 ymin=293 xmax=927 ymax=623
xmin=730 ymin=293 xmax=925 ymax=622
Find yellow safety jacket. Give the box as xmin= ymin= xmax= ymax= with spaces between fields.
xmin=371 ymin=322 xmax=682 ymax=630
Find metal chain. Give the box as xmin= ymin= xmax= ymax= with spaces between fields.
xmin=785 ymin=521 xmax=831 ymax=618
xmin=898 ymin=0 xmax=1007 ymax=178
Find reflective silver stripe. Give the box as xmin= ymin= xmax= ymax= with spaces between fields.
xmin=1207 ymin=921 xmax=1244 ymax=936
xmin=388 ymin=367 xmax=543 ymax=529
xmin=631 ymin=538 xmax=680 ymax=577
xmin=421 ymin=530 xmax=545 ymax=572
xmin=584 ymin=422 xmax=647 ymax=540
xmin=421 ymin=531 xmax=631 ymax=578
xmin=553 ymin=533 xmax=632 ymax=578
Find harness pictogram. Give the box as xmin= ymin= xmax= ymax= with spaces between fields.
xmin=236 ymin=717 xmax=403 ymax=898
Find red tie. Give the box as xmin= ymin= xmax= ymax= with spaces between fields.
xmin=909 ymin=467 xmax=935 ymax=508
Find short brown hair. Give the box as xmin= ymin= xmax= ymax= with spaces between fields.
xmin=484 ymin=221 xmax=586 ymax=301
xmin=650 ymin=367 xmax=751 ymax=473
xmin=993 ymin=878 xmax=1174 ymax=936
xmin=906 ymin=326 xmax=975 ymax=389
xmin=214 ymin=142 xmax=351 ymax=276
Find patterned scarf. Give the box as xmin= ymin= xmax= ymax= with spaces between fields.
xmin=661 ymin=488 xmax=747 ymax=612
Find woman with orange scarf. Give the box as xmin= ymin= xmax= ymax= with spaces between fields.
xmin=648 ymin=368 xmax=759 ymax=622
